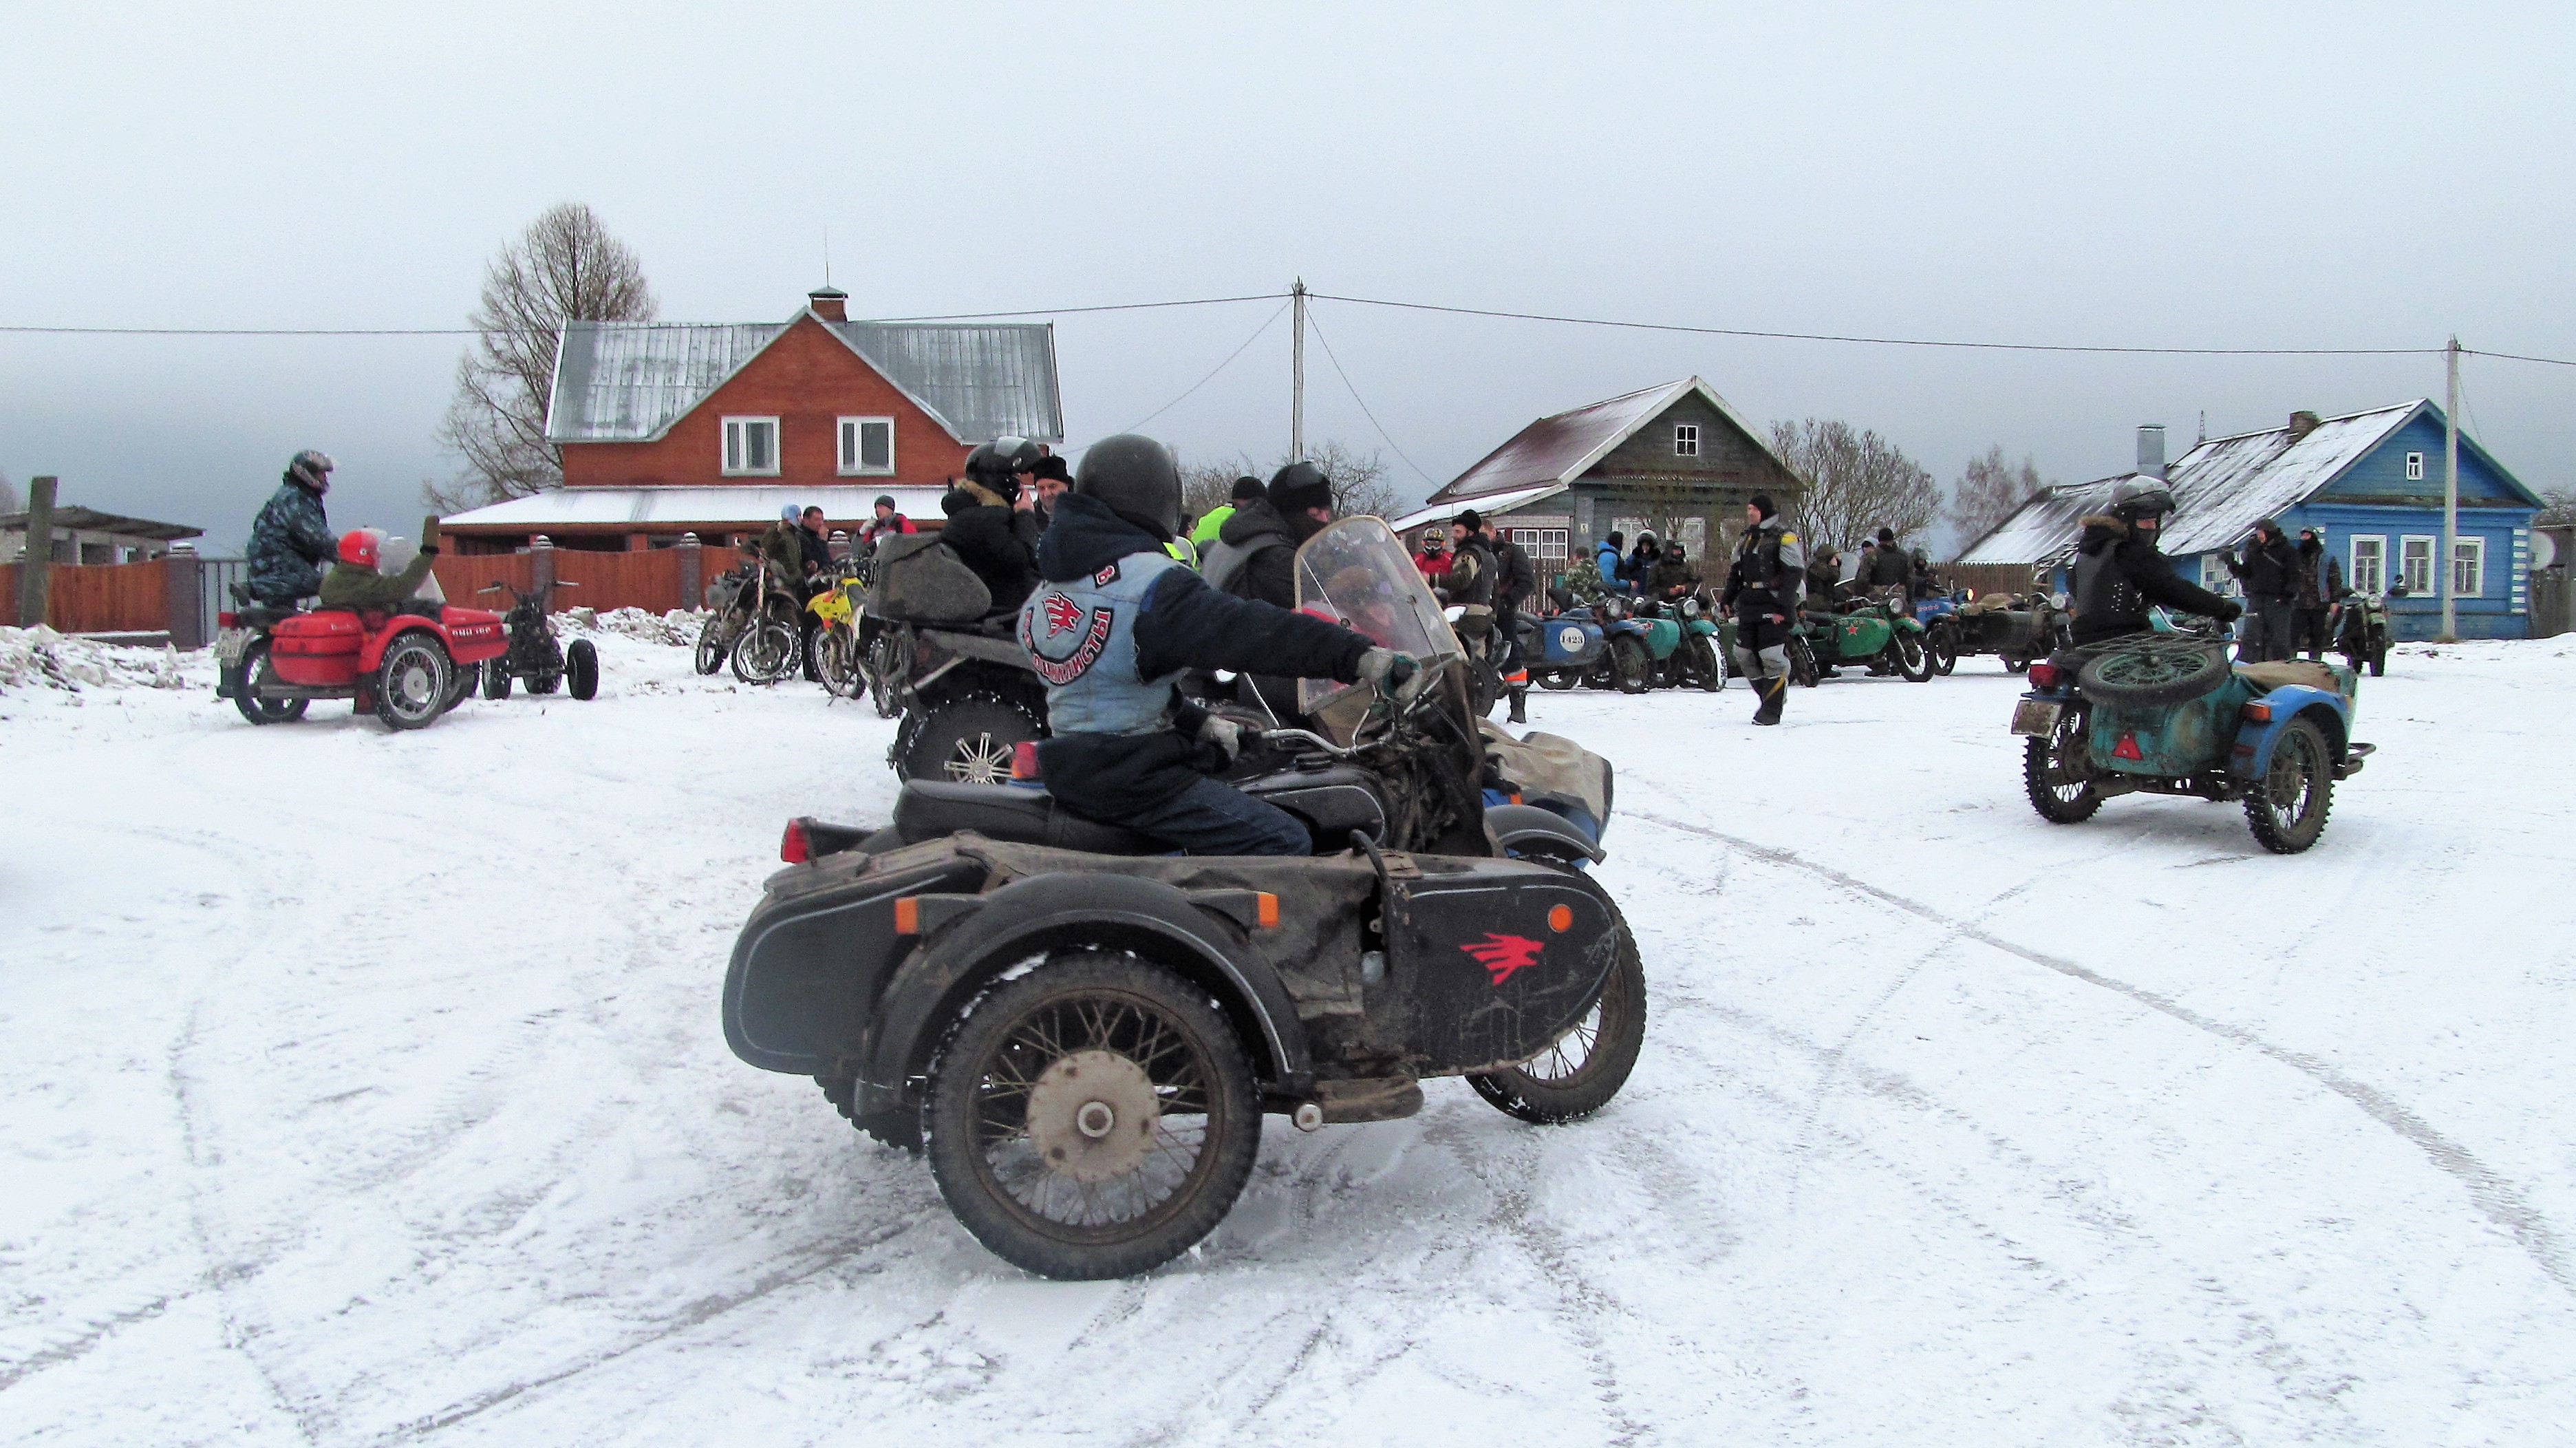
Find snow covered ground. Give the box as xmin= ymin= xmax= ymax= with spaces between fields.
xmin=6 ymin=618 xmax=2575 ymax=1446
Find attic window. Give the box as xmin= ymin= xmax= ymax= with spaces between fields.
xmin=1673 ymin=424 xmax=1700 ymax=458
xmin=722 ymin=416 xmax=780 ymax=476
xmin=839 ymin=416 xmax=894 ymax=476
xmin=2406 ymin=451 xmax=2426 ymax=482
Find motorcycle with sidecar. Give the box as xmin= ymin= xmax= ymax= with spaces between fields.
xmin=214 ymin=584 xmax=506 ymax=730
xmin=723 ymin=519 xmax=1646 ymax=1279
xmin=1788 ymin=583 xmax=1933 ymax=685
xmin=2012 ymin=629 xmax=2374 ymax=853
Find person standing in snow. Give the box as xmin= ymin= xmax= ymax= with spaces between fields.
xmin=2226 ymin=518 xmax=2297 ymax=663
xmin=2290 ymin=527 xmax=2342 ymax=661
xmin=1413 ymin=526 xmax=1452 ymax=587
xmin=1593 ymin=531 xmax=1630 ymax=595
xmin=1721 ymin=495 xmax=1804 ymax=726
xmin=246 ymin=449 xmax=339 ymax=607
xmin=859 ymin=495 xmax=915 ymax=554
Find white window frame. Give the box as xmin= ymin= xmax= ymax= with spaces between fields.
xmin=2348 ymin=534 xmax=2386 ymax=596
xmin=2452 ymin=535 xmax=2484 ymax=598
xmin=2199 ymin=553 xmax=2238 ymax=595
xmin=2405 ymin=451 xmax=2426 ymax=482
xmin=722 ymin=416 xmax=781 ymax=476
xmin=1510 ymin=527 xmax=1570 ymax=564
xmin=837 ymin=415 xmax=895 ymax=476
xmin=2399 ymin=535 xmax=2436 ymax=596
xmin=1673 ymin=423 xmax=1700 ymax=458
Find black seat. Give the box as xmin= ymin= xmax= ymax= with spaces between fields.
xmin=893 ymin=781 xmax=1164 ymax=854
xmin=238 ymin=604 xmax=297 ymax=628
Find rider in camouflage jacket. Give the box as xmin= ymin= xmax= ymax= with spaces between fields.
xmin=246 ymin=451 xmax=338 ymax=606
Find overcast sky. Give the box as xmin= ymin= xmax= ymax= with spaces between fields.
xmin=6 ymin=1 xmax=2570 ymax=551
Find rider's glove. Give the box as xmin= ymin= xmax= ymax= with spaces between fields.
xmin=1196 ymin=713 xmax=1245 ymax=763
xmin=2217 ymin=600 xmax=2244 ymax=624
xmin=1356 ymin=647 xmax=1429 ymax=703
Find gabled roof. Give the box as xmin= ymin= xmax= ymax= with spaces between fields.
xmin=545 ymin=310 xmax=1064 ymax=447
xmin=440 ymin=484 xmax=951 ymax=531
xmin=0 ymin=506 xmax=202 ymax=541
xmin=1958 ymin=401 xmax=2535 ymax=565
xmin=1428 ymin=376 xmax=1791 ymax=503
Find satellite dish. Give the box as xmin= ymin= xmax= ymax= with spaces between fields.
xmin=2533 ymin=531 xmax=2559 ymax=571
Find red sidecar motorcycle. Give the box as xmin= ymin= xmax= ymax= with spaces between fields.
xmin=216 ymin=592 xmax=507 ymax=730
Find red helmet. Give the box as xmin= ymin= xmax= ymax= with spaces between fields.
xmin=337 ymin=529 xmax=380 ymax=568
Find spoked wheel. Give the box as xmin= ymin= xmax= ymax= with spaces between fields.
xmin=1892 ymin=630 xmax=1933 ymax=682
xmin=731 ymin=616 xmax=799 ymax=684
xmin=1536 ymin=668 xmax=1580 ymax=692
xmin=923 ymin=952 xmax=1260 ymax=1280
xmin=2244 ymin=716 xmax=2334 ymax=853
xmin=565 ymin=638 xmax=599 ymax=701
xmin=864 ymin=632 xmax=905 ymax=717
xmin=1468 ymin=927 xmax=1647 ymax=1124
xmin=694 ymin=615 xmax=733 ymax=675
xmin=1927 ymin=622 xmax=1960 ymax=675
xmin=230 ymin=640 xmax=310 ymax=725
xmin=1609 ymin=637 xmax=1651 ymax=694
xmin=374 ymin=632 xmax=454 ymax=732
xmin=1680 ymin=635 xmax=1724 ymax=692
xmin=2076 ymin=637 xmax=2229 ymax=707
xmin=1788 ymin=635 xmax=1821 ymax=688
xmin=815 ymin=630 xmax=861 ymax=699
xmin=2022 ymin=701 xmax=2101 ymax=823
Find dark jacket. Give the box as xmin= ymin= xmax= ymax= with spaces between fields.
xmin=1647 ymin=553 xmax=1696 ymax=599
xmin=2227 ymin=531 xmax=2297 ymax=599
xmin=797 ymin=524 xmax=833 ymax=579
xmin=938 ymin=482 xmax=1043 ymax=613
xmin=1805 ymin=555 xmax=1843 ymax=608
xmin=1446 ymin=534 xmax=1497 ymax=608
xmin=318 ymin=550 xmax=437 ymax=611
xmin=1624 ymin=544 xmax=1659 ymax=587
xmin=246 ymin=478 xmax=335 ymax=605
xmin=2293 ymin=539 xmax=2341 ymax=610
xmin=2070 ymin=515 xmax=2239 ymax=645
xmin=1209 ymin=496 xmax=1304 ymax=608
xmin=1865 ymin=540 xmax=1913 ymax=589
xmin=1032 ymin=494 xmax=1374 ymax=820
xmin=1722 ymin=518 xmax=1804 ymax=621
xmin=1490 ymin=535 xmax=1537 ymax=608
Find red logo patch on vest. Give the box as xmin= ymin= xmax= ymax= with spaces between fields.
xmin=1461 ymin=933 xmax=1545 ymax=987
xmin=1093 ymin=563 xmax=1121 ymax=587
xmin=1042 ymin=593 xmax=1084 ymax=635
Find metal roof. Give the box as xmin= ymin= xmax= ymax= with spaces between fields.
xmin=0 ymin=506 xmax=204 ymax=541
xmin=1428 ymin=376 xmax=1793 ymax=502
xmin=1388 ymin=481 xmax=1571 ymax=535
xmin=440 ymin=485 xmax=951 ymax=530
xmin=1960 ymin=401 xmax=2446 ymax=565
xmin=545 ymin=311 xmax=1063 ymax=446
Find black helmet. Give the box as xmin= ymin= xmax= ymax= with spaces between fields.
xmin=1075 ymin=434 xmax=1181 ymax=537
xmin=2108 ymin=478 xmax=2176 ymax=522
xmin=287 ymin=449 xmax=335 ymax=492
xmin=1267 ymin=460 xmax=1332 ymax=514
xmin=964 ymin=436 xmax=1043 ymax=484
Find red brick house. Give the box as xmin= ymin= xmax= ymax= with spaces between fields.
xmin=442 ymin=288 xmax=1064 ymax=553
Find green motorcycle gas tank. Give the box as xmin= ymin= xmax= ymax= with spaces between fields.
xmin=1642 ymin=617 xmax=1681 ymax=654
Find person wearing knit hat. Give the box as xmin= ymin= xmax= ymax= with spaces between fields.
xmin=1190 ymin=475 xmax=1265 ymax=550
xmin=1721 ymin=494 xmax=1805 ymax=725
xmin=1203 ymin=461 xmax=1334 ymax=608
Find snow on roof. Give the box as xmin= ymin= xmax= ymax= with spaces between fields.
xmin=546 ymin=315 xmax=1062 ymax=447
xmin=1959 ymin=402 xmax=2425 ymax=564
xmin=1388 ymin=480 xmax=1571 ymax=535
xmin=1428 ymin=377 xmax=1790 ymax=503
xmin=440 ymin=485 xmax=952 ymax=530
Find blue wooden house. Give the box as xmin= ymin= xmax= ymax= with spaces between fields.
xmin=1958 ymin=403 xmax=2545 ymax=639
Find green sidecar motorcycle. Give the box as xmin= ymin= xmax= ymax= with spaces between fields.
xmin=1788 ymin=584 xmax=1933 ymax=685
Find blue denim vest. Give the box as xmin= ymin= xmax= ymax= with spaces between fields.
xmin=1018 ymin=551 xmax=1190 ymax=735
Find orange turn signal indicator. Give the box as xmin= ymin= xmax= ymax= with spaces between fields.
xmin=1547 ymin=904 xmax=1574 ymax=933
xmin=1256 ymin=893 xmax=1280 ymax=928
xmin=893 ymin=897 xmax=921 ymax=935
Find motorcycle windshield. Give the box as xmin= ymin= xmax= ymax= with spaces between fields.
xmin=1294 ymin=517 xmax=1463 ymax=716
xmin=377 ymin=537 xmax=447 ymax=605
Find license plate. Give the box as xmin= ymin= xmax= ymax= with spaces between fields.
xmin=2010 ymin=699 xmax=2062 ymax=736
xmin=213 ymin=628 xmax=250 ymax=666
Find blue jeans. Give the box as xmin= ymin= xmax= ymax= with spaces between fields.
xmin=1126 ymin=775 xmax=1312 ymax=855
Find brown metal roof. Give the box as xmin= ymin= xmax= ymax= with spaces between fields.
xmin=1428 ymin=376 xmax=1793 ymax=503
xmin=0 ymin=506 xmax=204 ymax=542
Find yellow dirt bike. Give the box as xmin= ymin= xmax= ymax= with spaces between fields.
xmin=806 ymin=564 xmax=868 ymax=699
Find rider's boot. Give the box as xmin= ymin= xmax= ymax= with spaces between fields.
xmin=1507 ymin=687 xmax=1527 ymax=724
xmin=1752 ymin=675 xmax=1786 ymax=726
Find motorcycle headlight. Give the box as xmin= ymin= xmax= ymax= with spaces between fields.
xmin=1682 ymin=597 xmax=1701 ymax=617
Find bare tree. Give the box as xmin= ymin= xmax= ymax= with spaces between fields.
xmin=1946 ymin=445 xmax=2050 ymax=549
xmin=429 ymin=203 xmax=656 ymax=510
xmin=1765 ymin=418 xmax=1940 ymax=553
xmin=1172 ymin=440 xmax=1399 ymax=529
xmin=0 ymin=473 xmax=18 ymax=515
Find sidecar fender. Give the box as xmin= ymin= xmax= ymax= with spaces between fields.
xmin=2229 ymin=685 xmax=2352 ymax=780
xmin=860 ymin=871 xmax=1313 ymax=1095
xmin=1485 ymin=802 xmax=1605 ymax=864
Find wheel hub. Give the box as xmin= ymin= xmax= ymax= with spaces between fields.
xmin=948 ymin=731 xmax=1013 ymax=784
xmin=1024 ymin=1049 xmax=1159 ymax=1184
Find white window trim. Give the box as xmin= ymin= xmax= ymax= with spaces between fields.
xmin=2452 ymin=535 xmax=2485 ymax=598
xmin=2348 ymin=534 xmax=2386 ymax=596
xmin=1673 ymin=423 xmax=1700 ymax=458
xmin=722 ymin=415 xmax=782 ymax=476
xmin=837 ymin=415 xmax=896 ymax=476
xmin=2405 ymin=451 xmax=2426 ymax=482
xmin=2399 ymin=534 xmax=2437 ymax=595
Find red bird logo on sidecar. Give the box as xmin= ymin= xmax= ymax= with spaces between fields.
xmin=1461 ymin=933 xmax=1545 ymax=986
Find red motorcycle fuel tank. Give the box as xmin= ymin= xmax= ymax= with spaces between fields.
xmin=267 ymin=613 xmax=365 ymax=686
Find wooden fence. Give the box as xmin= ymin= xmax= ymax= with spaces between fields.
xmin=1938 ymin=562 xmax=2056 ymax=601
xmin=429 ymin=552 xmax=536 ymax=606
xmin=2533 ymin=570 xmax=2573 ymax=640
xmin=2 ymin=557 xmax=179 ymax=634
xmin=429 ymin=544 xmax=749 ymax=615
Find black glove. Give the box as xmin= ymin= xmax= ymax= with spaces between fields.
xmin=2217 ymin=600 xmax=2243 ymax=624
xmin=420 ymin=544 xmax=440 ymax=557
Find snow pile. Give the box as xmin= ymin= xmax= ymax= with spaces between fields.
xmin=0 ymin=625 xmax=192 ymax=696
xmin=555 ymin=606 xmax=705 ymax=648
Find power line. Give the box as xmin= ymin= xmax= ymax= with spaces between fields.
xmin=1302 ymin=306 xmax=1439 ymax=486
xmin=1119 ymin=301 xmax=1292 ymax=434
xmin=1308 ymin=290 xmax=2454 ymax=360
xmin=2462 ymin=348 xmax=2576 ymax=369
xmin=862 ymin=292 xmax=1285 ymax=323
xmin=0 ymin=292 xmax=1290 ymax=337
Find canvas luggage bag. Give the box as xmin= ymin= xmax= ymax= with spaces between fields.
xmin=866 ymin=532 xmax=992 ymax=624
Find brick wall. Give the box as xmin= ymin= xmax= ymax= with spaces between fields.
xmin=560 ymin=315 xmax=976 ymax=491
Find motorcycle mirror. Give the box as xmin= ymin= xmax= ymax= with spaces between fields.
xmin=1213 ymin=669 xmax=1238 ymax=683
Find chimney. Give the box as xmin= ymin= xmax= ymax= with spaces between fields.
xmin=2136 ymin=424 xmax=2167 ymax=479
xmin=808 ymin=286 xmax=848 ymax=323
xmin=2288 ymin=409 xmax=2321 ymax=441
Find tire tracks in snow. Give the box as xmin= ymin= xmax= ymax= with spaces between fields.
xmin=1628 ymin=809 xmax=2576 ymax=1298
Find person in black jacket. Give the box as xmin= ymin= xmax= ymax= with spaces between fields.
xmin=1721 ymin=496 xmax=1805 ymax=725
xmin=939 ymin=438 xmax=1045 ymax=613
xmin=2070 ymin=480 xmax=2242 ymax=646
xmin=1203 ymin=462 xmax=1333 ymax=607
xmin=1865 ymin=526 xmax=1913 ymax=590
xmin=2224 ymin=517 xmax=2297 ymax=662
xmin=2290 ymin=527 xmax=2343 ymax=660
xmin=1022 ymin=434 xmax=1421 ymax=855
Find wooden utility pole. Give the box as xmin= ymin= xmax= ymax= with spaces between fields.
xmin=15 ymin=475 xmax=56 ymax=627
xmin=1290 ymin=278 xmax=1307 ymax=462
xmin=2443 ymin=336 xmax=2460 ymax=641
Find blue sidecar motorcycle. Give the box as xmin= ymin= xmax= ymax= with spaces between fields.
xmin=2010 ymin=631 xmax=2374 ymax=853
xmin=724 ymin=520 xmax=1646 ymax=1279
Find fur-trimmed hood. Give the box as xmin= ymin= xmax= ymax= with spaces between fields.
xmin=2076 ymin=513 xmax=2132 ymax=556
